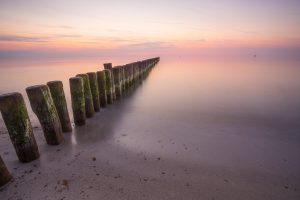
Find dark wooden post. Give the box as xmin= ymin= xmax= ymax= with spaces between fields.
xmin=87 ymin=72 xmax=100 ymax=112
xmin=0 ymin=92 xmax=40 ymax=162
xmin=96 ymin=71 xmax=107 ymax=108
xmin=76 ymin=74 xmax=95 ymax=118
xmin=112 ymin=66 xmax=122 ymax=99
xmin=69 ymin=77 xmax=86 ymax=126
xmin=47 ymin=81 xmax=72 ymax=132
xmin=26 ymin=85 xmax=64 ymax=145
xmin=104 ymin=69 xmax=114 ymax=104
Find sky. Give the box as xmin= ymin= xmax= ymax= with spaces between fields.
xmin=0 ymin=0 xmax=300 ymax=58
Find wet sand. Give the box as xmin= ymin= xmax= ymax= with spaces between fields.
xmin=1 ymin=91 xmax=299 ymax=199
xmin=1 ymin=57 xmax=300 ymax=199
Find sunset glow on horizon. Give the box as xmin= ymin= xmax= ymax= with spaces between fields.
xmin=1 ymin=0 xmax=300 ymax=58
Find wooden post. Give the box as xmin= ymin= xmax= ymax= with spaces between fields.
xmin=112 ymin=66 xmax=122 ymax=99
xmin=104 ymin=69 xmax=114 ymax=104
xmin=120 ymin=66 xmax=126 ymax=92
xmin=0 ymin=93 xmax=39 ymax=162
xmin=87 ymin=72 xmax=100 ymax=112
xmin=47 ymin=81 xmax=72 ymax=132
xmin=26 ymin=85 xmax=64 ymax=145
xmin=69 ymin=77 xmax=86 ymax=126
xmin=0 ymin=156 xmax=12 ymax=187
xmin=76 ymin=74 xmax=95 ymax=118
xmin=124 ymin=64 xmax=130 ymax=89
xmin=103 ymin=63 xmax=112 ymax=70
xmin=103 ymin=63 xmax=116 ymax=100
xmin=96 ymin=71 xmax=107 ymax=108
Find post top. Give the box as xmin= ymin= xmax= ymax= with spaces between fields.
xmin=0 ymin=92 xmax=22 ymax=100
xmin=47 ymin=80 xmax=62 ymax=85
xmin=26 ymin=84 xmax=47 ymax=92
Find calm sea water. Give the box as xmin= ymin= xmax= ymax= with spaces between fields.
xmin=0 ymin=56 xmax=300 ymax=179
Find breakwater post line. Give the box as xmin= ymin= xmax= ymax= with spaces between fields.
xmin=0 ymin=155 xmax=12 ymax=187
xmin=47 ymin=81 xmax=72 ymax=132
xmin=0 ymin=57 xmax=160 ymax=183
xmin=0 ymin=92 xmax=40 ymax=162
xmin=26 ymin=85 xmax=64 ymax=145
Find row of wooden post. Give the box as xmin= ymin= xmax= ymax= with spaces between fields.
xmin=0 ymin=57 xmax=160 ymax=187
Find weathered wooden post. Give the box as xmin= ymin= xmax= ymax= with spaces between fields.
xmin=0 ymin=93 xmax=40 ymax=162
xmin=26 ymin=85 xmax=64 ymax=145
xmin=120 ymin=66 xmax=126 ymax=92
xmin=129 ymin=63 xmax=134 ymax=87
xmin=96 ymin=71 xmax=107 ymax=108
xmin=87 ymin=72 xmax=100 ymax=112
xmin=103 ymin=63 xmax=116 ymax=100
xmin=76 ymin=74 xmax=94 ymax=118
xmin=138 ymin=61 xmax=143 ymax=80
xmin=103 ymin=63 xmax=112 ymax=70
xmin=69 ymin=77 xmax=86 ymax=126
xmin=47 ymin=81 xmax=72 ymax=132
xmin=124 ymin=64 xmax=130 ymax=89
xmin=0 ymin=156 xmax=12 ymax=187
xmin=112 ymin=66 xmax=122 ymax=99
xmin=104 ymin=69 xmax=114 ymax=104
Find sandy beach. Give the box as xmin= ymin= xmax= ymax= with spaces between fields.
xmin=1 ymin=57 xmax=300 ymax=200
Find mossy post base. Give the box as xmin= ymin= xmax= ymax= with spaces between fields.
xmin=0 ymin=93 xmax=39 ymax=162
xmin=0 ymin=156 xmax=12 ymax=187
xmin=87 ymin=72 xmax=100 ymax=112
xmin=47 ymin=81 xmax=72 ymax=132
xmin=76 ymin=74 xmax=95 ymax=118
xmin=70 ymin=77 xmax=86 ymax=126
xmin=26 ymin=85 xmax=64 ymax=145
xmin=104 ymin=69 xmax=114 ymax=104
xmin=97 ymin=71 xmax=107 ymax=108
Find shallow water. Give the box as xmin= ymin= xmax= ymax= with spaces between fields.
xmin=0 ymin=56 xmax=300 ymax=199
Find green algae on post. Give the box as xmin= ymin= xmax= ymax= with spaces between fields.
xmin=96 ymin=70 xmax=107 ymax=108
xmin=0 ymin=92 xmax=40 ymax=162
xmin=0 ymin=156 xmax=12 ymax=187
xmin=87 ymin=72 xmax=100 ymax=112
xmin=104 ymin=69 xmax=114 ymax=104
xmin=26 ymin=85 xmax=64 ymax=145
xmin=47 ymin=81 xmax=72 ymax=132
xmin=69 ymin=77 xmax=86 ymax=126
xmin=76 ymin=74 xmax=95 ymax=118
